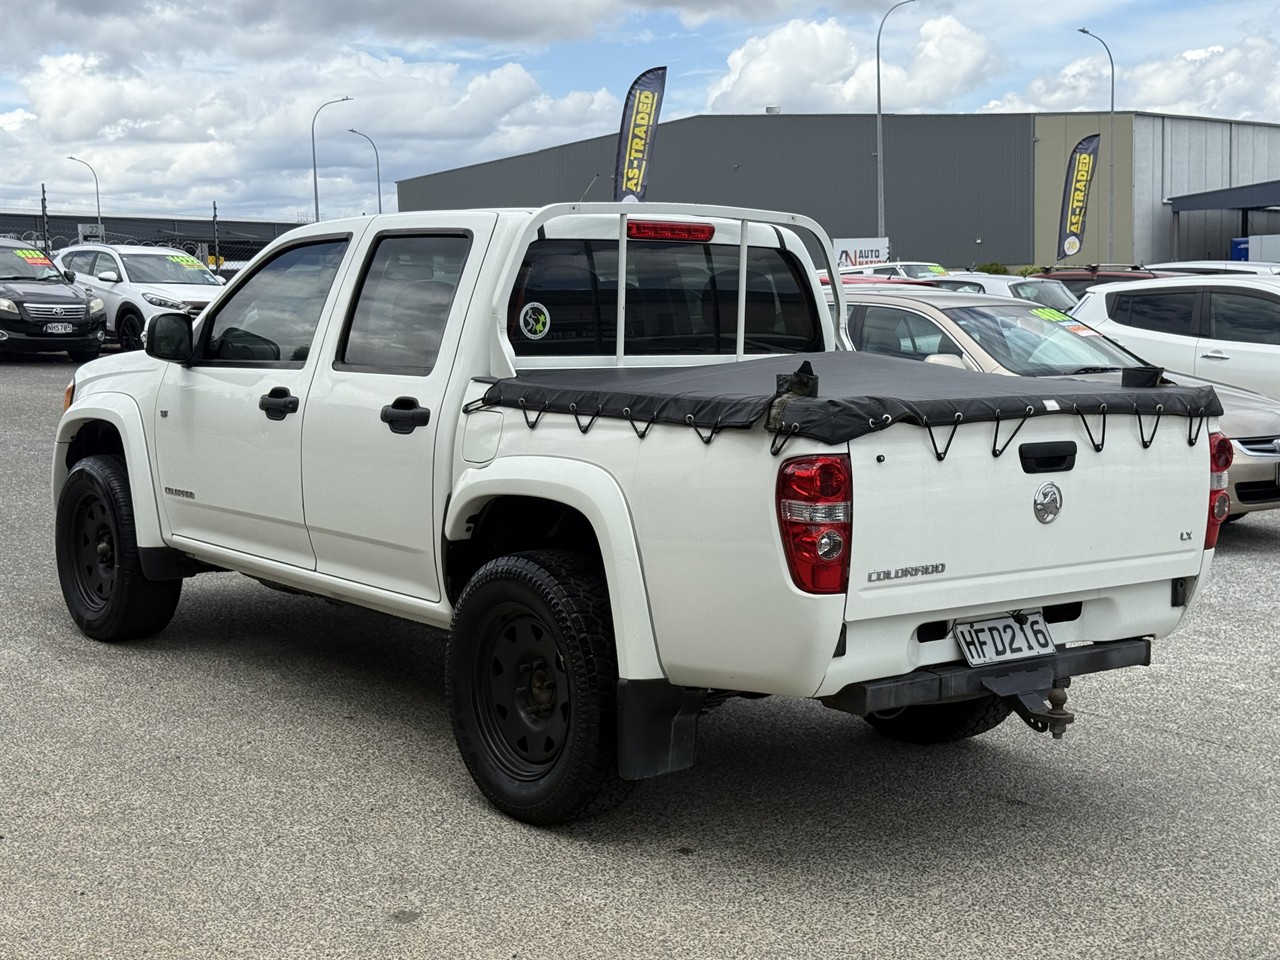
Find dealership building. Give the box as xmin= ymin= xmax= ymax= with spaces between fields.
xmin=398 ymin=111 xmax=1280 ymax=270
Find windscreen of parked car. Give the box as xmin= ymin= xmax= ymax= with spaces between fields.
xmin=0 ymin=246 xmax=64 ymax=281
xmin=941 ymin=303 xmax=1146 ymax=376
xmin=120 ymin=252 xmax=223 ymax=285
xmin=507 ymin=239 xmax=822 ymax=356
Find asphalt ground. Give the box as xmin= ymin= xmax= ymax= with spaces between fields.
xmin=2 ymin=353 xmax=1278 ymax=960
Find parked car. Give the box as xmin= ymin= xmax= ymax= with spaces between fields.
xmin=0 ymin=238 xmax=106 ymax=361
xmin=1026 ymin=264 xmax=1181 ymax=296
xmin=839 ymin=287 xmax=1280 ymax=520
xmin=939 ymin=272 xmax=1079 ymax=310
xmin=1070 ymin=275 xmax=1280 ymax=400
xmin=839 ymin=260 xmax=949 ymax=280
xmin=54 ymin=244 xmax=225 ymax=350
xmin=1145 ymin=260 xmax=1280 ymax=276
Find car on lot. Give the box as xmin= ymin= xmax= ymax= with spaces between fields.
xmin=1145 ymin=260 xmax=1280 ymax=276
xmin=1070 ymin=275 xmax=1280 ymax=401
xmin=938 ymin=271 xmax=1079 ymax=310
xmin=839 ymin=260 xmax=949 ymax=280
xmin=0 ymin=238 xmax=106 ymax=362
xmin=839 ymin=287 xmax=1280 ymax=521
xmin=54 ymin=243 xmax=225 ymax=350
xmin=1026 ymin=264 xmax=1182 ymax=297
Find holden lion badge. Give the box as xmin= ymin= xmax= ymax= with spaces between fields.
xmin=519 ymin=302 xmax=550 ymax=340
xmin=1034 ymin=482 xmax=1063 ymax=524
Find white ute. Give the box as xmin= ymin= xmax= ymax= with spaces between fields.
xmin=52 ymin=203 xmax=1231 ymax=824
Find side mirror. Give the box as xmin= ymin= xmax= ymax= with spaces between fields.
xmin=215 ymin=275 xmax=227 ymax=285
xmin=924 ymin=353 xmax=976 ymax=371
xmin=96 ymin=270 xmax=121 ymax=283
xmin=145 ymin=312 xmax=194 ymax=364
xmin=63 ymin=269 xmax=76 ymax=282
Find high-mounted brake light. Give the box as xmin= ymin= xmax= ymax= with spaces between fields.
xmin=777 ymin=455 xmax=852 ymax=594
xmin=1204 ymin=431 xmax=1233 ymax=549
xmin=626 ymin=221 xmax=716 ymax=242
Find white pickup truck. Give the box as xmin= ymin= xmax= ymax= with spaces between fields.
xmin=52 ymin=203 xmax=1232 ymax=825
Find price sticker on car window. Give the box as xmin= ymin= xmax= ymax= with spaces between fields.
xmin=13 ymin=248 xmax=53 ymax=266
xmin=166 ymin=254 xmax=205 ymax=268
xmin=1031 ymin=306 xmax=1074 ymax=323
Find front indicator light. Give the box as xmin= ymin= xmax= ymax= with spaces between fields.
xmin=63 ymin=380 xmax=75 ymax=412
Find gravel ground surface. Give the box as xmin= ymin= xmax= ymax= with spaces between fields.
xmin=2 ymin=354 xmax=1277 ymax=960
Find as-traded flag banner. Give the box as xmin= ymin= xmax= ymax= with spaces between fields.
xmin=1057 ymin=134 xmax=1100 ymax=260
xmin=613 ymin=67 xmax=667 ymax=201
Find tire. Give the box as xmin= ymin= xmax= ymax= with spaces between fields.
xmin=446 ymin=550 xmax=632 ymax=825
xmin=116 ymin=309 xmax=144 ymax=351
xmin=863 ymin=694 xmax=1012 ymax=745
xmin=68 ymin=346 xmax=101 ymax=363
xmin=55 ymin=455 xmax=181 ymax=641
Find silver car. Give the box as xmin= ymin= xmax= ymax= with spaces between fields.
xmin=841 ymin=288 xmax=1280 ymax=521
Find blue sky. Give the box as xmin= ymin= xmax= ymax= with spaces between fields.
xmin=1 ymin=0 xmax=1276 ymax=222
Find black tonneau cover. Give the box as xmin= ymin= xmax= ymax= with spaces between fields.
xmin=478 ymin=352 xmax=1223 ymax=445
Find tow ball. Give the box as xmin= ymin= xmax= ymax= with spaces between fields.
xmin=982 ymin=670 xmax=1076 ymax=739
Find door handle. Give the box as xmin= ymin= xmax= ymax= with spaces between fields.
xmin=1199 ymin=352 xmax=1230 ymax=360
xmin=258 ymin=386 xmax=300 ymax=421
xmin=381 ymin=396 xmax=431 ymax=434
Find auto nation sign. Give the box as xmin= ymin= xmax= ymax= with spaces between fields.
xmin=833 ymin=238 xmax=890 ymax=267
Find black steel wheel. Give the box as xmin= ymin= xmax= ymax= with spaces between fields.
xmin=55 ymin=455 xmax=181 ymax=641
xmin=447 ymin=550 xmax=631 ymax=824
xmin=863 ymin=694 xmax=1012 ymax=745
xmin=116 ymin=310 xmax=144 ymax=351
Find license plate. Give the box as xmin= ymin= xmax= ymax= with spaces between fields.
xmin=44 ymin=322 xmax=74 ymax=334
xmin=952 ymin=612 xmax=1054 ymax=667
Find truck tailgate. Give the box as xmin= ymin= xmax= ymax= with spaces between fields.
xmin=843 ymin=415 xmax=1208 ymax=623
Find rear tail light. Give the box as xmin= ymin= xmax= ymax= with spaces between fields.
xmin=1204 ymin=431 xmax=1233 ymax=549
xmin=777 ymin=455 xmax=852 ymax=594
xmin=626 ymin=220 xmax=715 ymax=242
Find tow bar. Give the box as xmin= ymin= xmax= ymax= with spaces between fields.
xmin=982 ymin=667 xmax=1076 ymax=739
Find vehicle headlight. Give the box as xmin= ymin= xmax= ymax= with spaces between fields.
xmin=88 ymin=297 xmax=105 ymax=314
xmin=0 ymin=297 xmax=18 ymax=316
xmin=142 ymin=292 xmax=187 ymax=310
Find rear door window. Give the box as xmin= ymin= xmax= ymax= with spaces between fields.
xmin=1113 ymin=291 xmax=1198 ymax=338
xmin=507 ymin=239 xmax=821 ymax=356
xmin=855 ymin=306 xmax=962 ymax=360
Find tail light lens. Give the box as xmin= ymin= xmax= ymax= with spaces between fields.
xmin=777 ymin=455 xmax=852 ymax=594
xmin=1204 ymin=431 xmax=1233 ymax=549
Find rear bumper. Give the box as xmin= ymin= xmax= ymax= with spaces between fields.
xmin=819 ymin=638 xmax=1151 ymax=715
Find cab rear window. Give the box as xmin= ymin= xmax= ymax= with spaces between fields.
xmin=506 ymin=239 xmax=822 ymax=356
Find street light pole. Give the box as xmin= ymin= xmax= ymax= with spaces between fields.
xmin=348 ymin=128 xmax=382 ymax=214
xmin=1078 ymin=28 xmax=1115 ymax=263
xmin=311 ymin=96 xmax=353 ymax=222
xmin=876 ymin=0 xmax=918 ymax=246
xmin=66 ymin=156 xmax=103 ymax=238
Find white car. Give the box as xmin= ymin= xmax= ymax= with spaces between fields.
xmin=1070 ymin=275 xmax=1280 ymax=401
xmin=54 ymin=244 xmax=225 ymax=350
xmin=939 ymin=272 xmax=1078 ymax=310
xmin=839 ymin=260 xmax=949 ymax=280
xmin=1145 ymin=260 xmax=1280 ymax=276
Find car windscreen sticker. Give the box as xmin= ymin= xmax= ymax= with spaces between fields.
xmin=166 ymin=254 xmax=205 ymax=269
xmin=928 ymin=265 xmax=949 ymax=274
xmin=1030 ymin=306 xmax=1074 ymax=323
xmin=519 ymin=302 xmax=551 ymax=340
xmin=13 ymin=248 xmax=53 ymax=266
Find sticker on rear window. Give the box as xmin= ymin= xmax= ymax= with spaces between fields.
xmin=519 ymin=302 xmax=550 ymax=340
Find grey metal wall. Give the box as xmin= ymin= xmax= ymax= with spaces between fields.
xmin=1132 ymin=114 xmax=1280 ymax=262
xmin=397 ymin=113 xmax=1036 ymax=268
